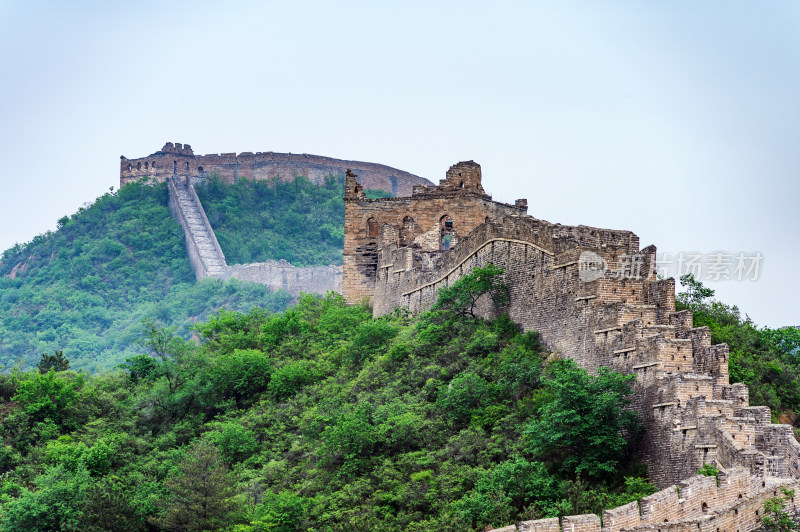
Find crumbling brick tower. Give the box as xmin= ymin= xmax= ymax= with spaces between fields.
xmin=342 ymin=162 xmax=528 ymax=304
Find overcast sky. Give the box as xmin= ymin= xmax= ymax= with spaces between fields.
xmin=1 ymin=1 xmax=798 ymax=327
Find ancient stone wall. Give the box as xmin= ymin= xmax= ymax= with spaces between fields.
xmin=167 ymin=177 xmax=225 ymax=279
xmin=120 ymin=142 xmax=433 ymax=196
xmin=514 ymin=470 xmax=800 ymax=531
xmin=218 ymin=261 xmax=342 ymax=296
xmin=343 ymin=160 xmax=800 ymax=531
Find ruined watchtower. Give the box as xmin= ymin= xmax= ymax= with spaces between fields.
xmin=342 ymin=161 xmax=528 ymax=304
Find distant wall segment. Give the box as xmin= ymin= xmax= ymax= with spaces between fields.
xmin=166 ymin=175 xmax=341 ymax=296
xmin=120 ymin=142 xmax=433 ymax=196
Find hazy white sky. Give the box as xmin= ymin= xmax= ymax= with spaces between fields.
xmin=1 ymin=1 xmax=798 ymax=327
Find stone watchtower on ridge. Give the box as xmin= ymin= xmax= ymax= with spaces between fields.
xmin=342 ymin=161 xmax=528 ymax=305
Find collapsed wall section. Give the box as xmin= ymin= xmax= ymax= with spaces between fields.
xmin=343 ymin=162 xmax=528 ymax=305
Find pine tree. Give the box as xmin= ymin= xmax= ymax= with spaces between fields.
xmin=37 ymin=350 xmax=69 ymax=373
xmin=153 ymin=440 xmax=238 ymax=531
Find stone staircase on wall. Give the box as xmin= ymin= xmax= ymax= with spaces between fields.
xmin=531 ymin=263 xmax=800 ymax=530
xmin=167 ymin=177 xmax=227 ymax=278
xmin=600 ymin=298 xmax=800 ymax=487
xmin=166 ymin=177 xmax=342 ymax=295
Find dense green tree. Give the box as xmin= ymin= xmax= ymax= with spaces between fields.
xmin=431 ymin=263 xmax=509 ymax=318
xmin=676 ymin=277 xmax=800 ymax=416
xmin=676 ymin=273 xmax=715 ymax=306
xmin=0 ymin=465 xmax=90 ymax=532
xmin=195 ymin=174 xmax=392 ymax=267
xmin=525 ymin=359 xmax=639 ymax=480
xmin=761 ymin=488 xmax=800 ymax=531
xmin=0 ymin=270 xmax=665 ymax=531
xmin=0 ymin=180 xmax=293 ymax=371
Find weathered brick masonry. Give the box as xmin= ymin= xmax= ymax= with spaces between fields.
xmin=343 ymin=161 xmax=529 ymax=305
xmin=343 ymin=162 xmax=800 ymax=531
xmin=120 ymin=142 xmax=433 ymax=196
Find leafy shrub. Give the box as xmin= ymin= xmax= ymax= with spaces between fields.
xmin=207 ymin=423 xmax=260 ymax=463
xmin=269 ymin=360 xmax=321 ymax=400
xmin=207 ymin=349 xmax=273 ymax=403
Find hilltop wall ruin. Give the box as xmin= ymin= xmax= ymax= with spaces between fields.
xmin=120 ymin=142 xmax=423 ymax=297
xmin=120 ymin=142 xmax=433 ymax=196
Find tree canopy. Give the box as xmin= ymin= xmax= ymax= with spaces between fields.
xmin=0 ymin=267 xmax=655 ymax=530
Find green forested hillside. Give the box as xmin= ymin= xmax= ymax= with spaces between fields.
xmin=195 ymin=174 xmax=390 ymax=266
xmin=0 ymin=268 xmax=657 ymax=531
xmin=0 ymin=173 xmax=390 ymax=373
xmin=0 ymin=181 xmax=292 ymax=371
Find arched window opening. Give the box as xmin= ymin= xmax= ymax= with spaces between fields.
xmin=185 ymin=161 xmax=190 ymax=171
xmin=136 ymin=162 xmax=141 ymax=171
xmin=399 ymin=216 xmax=415 ymax=246
xmin=128 ymin=164 xmax=132 ymax=172
xmin=152 ymin=161 xmax=156 ymax=169
xmin=440 ymin=215 xmax=453 ymax=250
xmin=145 ymin=162 xmax=149 ymax=170
xmin=173 ymin=160 xmax=177 ymax=175
xmin=366 ymin=217 xmax=378 ymax=238
xmin=198 ymin=166 xmax=204 ymax=173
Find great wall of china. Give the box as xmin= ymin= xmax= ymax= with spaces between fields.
xmin=122 ymin=142 xmax=433 ymax=294
xmin=120 ymin=142 xmax=431 ymax=196
xmin=123 ymin=144 xmax=800 ymax=530
xmin=343 ymin=161 xmax=800 ymax=531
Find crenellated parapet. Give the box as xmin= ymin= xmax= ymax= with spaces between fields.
xmin=120 ymin=142 xmax=433 ymax=195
